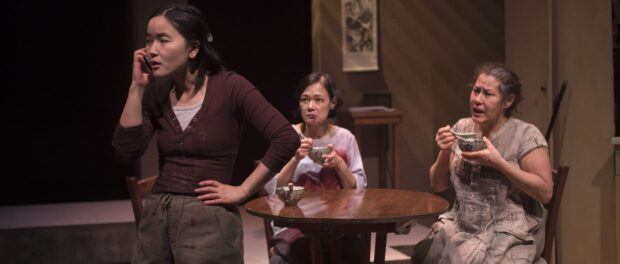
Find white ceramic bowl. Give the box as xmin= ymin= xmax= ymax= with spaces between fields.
xmin=308 ymin=146 xmax=330 ymax=164
xmin=275 ymin=185 xmax=305 ymax=206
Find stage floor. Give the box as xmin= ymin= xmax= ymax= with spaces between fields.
xmin=0 ymin=200 xmax=431 ymax=263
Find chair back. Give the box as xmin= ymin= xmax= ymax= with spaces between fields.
xmin=126 ymin=175 xmax=158 ymax=226
xmin=541 ymin=166 xmax=569 ymax=262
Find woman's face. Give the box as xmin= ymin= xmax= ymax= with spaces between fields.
xmin=299 ymin=82 xmax=335 ymax=127
xmin=145 ymin=16 xmax=197 ymax=77
xmin=469 ymin=73 xmax=513 ymax=127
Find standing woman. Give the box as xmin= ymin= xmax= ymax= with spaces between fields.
xmin=414 ymin=63 xmax=553 ymax=263
xmin=112 ymin=4 xmax=299 ymax=263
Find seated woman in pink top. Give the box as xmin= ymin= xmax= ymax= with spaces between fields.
xmin=264 ymin=72 xmax=367 ymax=264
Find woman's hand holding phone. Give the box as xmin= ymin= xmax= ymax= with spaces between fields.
xmin=141 ymin=55 xmax=153 ymax=74
xmin=131 ymin=49 xmax=152 ymax=88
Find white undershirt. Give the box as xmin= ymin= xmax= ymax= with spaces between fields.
xmin=172 ymin=102 xmax=202 ymax=130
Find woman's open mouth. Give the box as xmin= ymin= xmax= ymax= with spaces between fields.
xmin=472 ymin=107 xmax=485 ymax=117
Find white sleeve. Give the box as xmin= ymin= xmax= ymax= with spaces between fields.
xmin=264 ymin=174 xmax=278 ymax=195
xmin=347 ymin=133 xmax=367 ymax=190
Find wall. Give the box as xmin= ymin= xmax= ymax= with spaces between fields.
xmin=505 ymin=0 xmax=552 ymax=132
xmin=552 ymin=0 xmax=615 ymax=263
xmin=506 ymin=0 xmax=616 ymax=263
xmin=312 ymin=0 xmax=504 ymax=191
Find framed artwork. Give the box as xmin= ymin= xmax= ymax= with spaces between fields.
xmin=342 ymin=0 xmax=378 ymax=72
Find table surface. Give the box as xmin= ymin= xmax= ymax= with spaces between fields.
xmin=245 ymin=189 xmax=449 ymax=225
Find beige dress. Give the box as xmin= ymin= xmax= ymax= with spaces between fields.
xmin=422 ymin=118 xmax=548 ymax=264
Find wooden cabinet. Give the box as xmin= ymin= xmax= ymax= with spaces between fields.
xmin=613 ymin=138 xmax=620 ymax=264
xmin=338 ymin=109 xmax=403 ymax=189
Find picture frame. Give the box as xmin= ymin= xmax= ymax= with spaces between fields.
xmin=342 ymin=0 xmax=378 ymax=72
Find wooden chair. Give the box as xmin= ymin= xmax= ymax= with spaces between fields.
xmin=126 ymin=175 xmax=159 ymax=226
xmin=541 ymin=166 xmax=569 ymax=263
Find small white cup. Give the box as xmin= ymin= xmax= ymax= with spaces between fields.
xmin=308 ymin=146 xmax=330 ymax=164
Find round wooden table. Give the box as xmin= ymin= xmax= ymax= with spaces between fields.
xmin=245 ymin=189 xmax=449 ymax=264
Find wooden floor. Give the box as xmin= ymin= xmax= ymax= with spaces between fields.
xmin=0 ymin=200 xmax=432 ymax=263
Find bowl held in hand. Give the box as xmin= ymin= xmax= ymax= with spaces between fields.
xmin=453 ymin=131 xmax=486 ymax=152
xmin=308 ymin=146 xmax=330 ymax=164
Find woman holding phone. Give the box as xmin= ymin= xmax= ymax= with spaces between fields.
xmin=112 ymin=4 xmax=299 ymax=263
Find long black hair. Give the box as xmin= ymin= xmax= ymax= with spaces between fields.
xmin=152 ymin=4 xmax=223 ymax=89
xmin=145 ymin=4 xmax=223 ymax=119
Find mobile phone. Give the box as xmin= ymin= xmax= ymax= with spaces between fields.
xmin=141 ymin=55 xmax=153 ymax=74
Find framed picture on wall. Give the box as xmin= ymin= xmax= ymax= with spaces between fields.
xmin=342 ymin=0 xmax=378 ymax=72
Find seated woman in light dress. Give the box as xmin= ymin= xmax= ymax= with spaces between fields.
xmin=413 ymin=63 xmax=553 ymax=264
xmin=265 ymin=72 xmax=367 ymax=264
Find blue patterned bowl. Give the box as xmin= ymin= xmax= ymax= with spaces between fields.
xmin=457 ymin=135 xmax=486 ymax=152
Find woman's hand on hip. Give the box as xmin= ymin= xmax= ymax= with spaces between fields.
xmin=195 ymin=180 xmax=248 ymax=205
xmin=435 ymin=125 xmax=455 ymax=151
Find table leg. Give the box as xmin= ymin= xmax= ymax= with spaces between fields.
xmin=330 ymin=236 xmax=339 ymax=264
xmin=360 ymin=232 xmax=371 ymax=264
xmin=374 ymin=232 xmax=387 ymax=264
xmin=309 ymin=232 xmax=324 ymax=264
xmin=393 ymin=123 xmax=401 ymax=189
xmin=379 ymin=126 xmax=387 ymax=188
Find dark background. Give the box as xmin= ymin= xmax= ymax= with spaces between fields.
xmin=2 ymin=1 xmax=311 ymax=205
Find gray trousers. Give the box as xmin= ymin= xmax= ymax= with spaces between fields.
xmin=132 ymin=193 xmax=244 ymax=264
